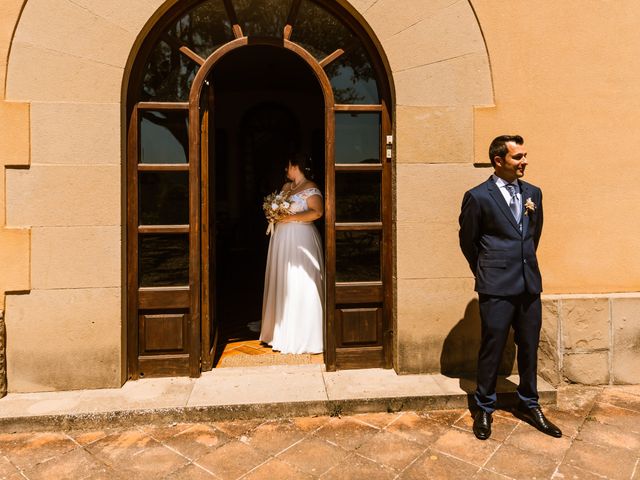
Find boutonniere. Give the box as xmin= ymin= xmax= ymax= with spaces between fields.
xmin=524 ymin=197 xmax=536 ymax=216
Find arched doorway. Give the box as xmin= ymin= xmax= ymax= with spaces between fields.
xmin=126 ymin=0 xmax=394 ymax=378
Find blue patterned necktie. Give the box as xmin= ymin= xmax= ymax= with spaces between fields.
xmin=505 ymin=183 xmax=521 ymax=224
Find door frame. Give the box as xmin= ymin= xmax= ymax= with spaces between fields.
xmin=126 ymin=1 xmax=395 ymax=378
xmin=188 ymin=37 xmax=337 ymax=370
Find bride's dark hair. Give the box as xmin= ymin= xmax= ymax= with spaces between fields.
xmin=287 ymin=153 xmax=314 ymax=179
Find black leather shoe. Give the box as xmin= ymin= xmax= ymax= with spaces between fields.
xmin=472 ymin=410 xmax=492 ymax=440
xmin=516 ymin=404 xmax=562 ymax=437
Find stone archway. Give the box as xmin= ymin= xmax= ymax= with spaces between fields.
xmin=1 ymin=0 xmax=493 ymax=391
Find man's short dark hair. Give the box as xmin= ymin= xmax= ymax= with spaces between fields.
xmin=489 ymin=135 xmax=524 ymax=166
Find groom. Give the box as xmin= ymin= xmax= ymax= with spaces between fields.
xmin=458 ymin=135 xmax=562 ymax=440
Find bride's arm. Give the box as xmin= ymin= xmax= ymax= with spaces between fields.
xmin=280 ymin=194 xmax=323 ymax=223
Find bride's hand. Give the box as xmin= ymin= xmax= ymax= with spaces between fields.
xmin=279 ymin=214 xmax=294 ymax=223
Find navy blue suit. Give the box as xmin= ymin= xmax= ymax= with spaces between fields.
xmin=459 ymin=176 xmax=544 ymax=412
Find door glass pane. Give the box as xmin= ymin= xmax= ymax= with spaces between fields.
xmin=291 ymin=0 xmax=355 ymax=61
xmin=335 ymin=113 xmax=380 ymax=164
xmin=336 ymin=172 xmax=381 ymax=222
xmin=327 ymin=41 xmax=379 ymax=104
xmin=173 ymin=0 xmax=233 ymax=59
xmin=336 ymin=231 xmax=381 ymax=282
xmin=139 ymin=172 xmax=189 ymax=225
xmin=139 ymin=234 xmax=190 ymax=287
xmin=139 ymin=110 xmax=189 ymax=164
xmin=141 ymin=0 xmax=232 ymax=101
xmin=233 ymin=0 xmax=292 ymax=37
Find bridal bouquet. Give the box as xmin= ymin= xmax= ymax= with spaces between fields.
xmin=263 ymin=191 xmax=292 ymax=235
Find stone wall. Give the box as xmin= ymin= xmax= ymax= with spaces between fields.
xmin=539 ymin=293 xmax=640 ymax=386
xmin=0 ymin=311 xmax=5 ymax=398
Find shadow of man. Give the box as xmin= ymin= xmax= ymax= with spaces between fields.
xmin=440 ymin=299 xmax=516 ymax=411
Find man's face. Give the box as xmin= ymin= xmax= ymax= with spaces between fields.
xmin=494 ymin=141 xmax=527 ymax=182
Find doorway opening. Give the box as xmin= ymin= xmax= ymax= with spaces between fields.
xmin=207 ymin=45 xmax=325 ymax=368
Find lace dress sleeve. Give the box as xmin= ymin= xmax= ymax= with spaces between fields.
xmin=299 ymin=187 xmax=322 ymax=200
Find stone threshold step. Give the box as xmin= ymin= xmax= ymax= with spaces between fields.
xmin=0 ymin=365 xmax=556 ymax=432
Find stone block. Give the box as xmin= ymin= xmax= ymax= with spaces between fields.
xmin=396 ymin=163 xmax=488 ymax=224
xmin=563 ymin=352 xmax=609 ymax=385
xmin=0 ymin=101 xmax=30 ymax=166
xmin=561 ymin=297 xmax=610 ymax=352
xmin=0 ymin=228 xmax=30 ymax=298
xmin=611 ymin=297 xmax=640 ymax=384
xmin=538 ymin=298 xmax=561 ymax=386
xmin=394 ymin=52 xmax=492 ymax=107
xmin=396 ymin=222 xmax=469 ymax=280
xmin=6 ymin=41 xmax=122 ymax=103
xmin=5 ymin=165 xmax=121 ymax=227
xmin=364 ymin=0 xmax=465 ymax=41
xmin=5 ymin=288 xmax=122 ymax=392
xmin=395 ymin=277 xmax=516 ymax=376
xmin=14 ymin=0 xmax=134 ymax=68
xmin=396 ymin=106 xmax=473 ymax=164
xmin=31 ymin=102 xmax=120 ymax=165
xmin=31 ymin=226 xmax=121 ymax=289
xmin=375 ymin=0 xmax=486 ymax=72
xmin=69 ymin=0 xmax=166 ymax=35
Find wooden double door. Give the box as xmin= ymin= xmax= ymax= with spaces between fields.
xmin=127 ymin=37 xmax=393 ymax=379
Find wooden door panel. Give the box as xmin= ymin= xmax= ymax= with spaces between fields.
xmin=337 ymin=307 xmax=381 ymax=346
xmin=140 ymin=313 xmax=188 ymax=353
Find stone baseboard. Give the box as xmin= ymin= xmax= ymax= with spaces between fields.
xmin=539 ymin=293 xmax=640 ymax=386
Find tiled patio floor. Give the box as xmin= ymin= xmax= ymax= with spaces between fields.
xmin=1 ymin=385 xmax=639 ymax=479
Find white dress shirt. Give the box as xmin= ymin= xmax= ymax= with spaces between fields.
xmin=492 ymin=174 xmax=520 ymax=208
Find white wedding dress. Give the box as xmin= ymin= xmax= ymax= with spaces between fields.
xmin=260 ymin=187 xmax=324 ymax=354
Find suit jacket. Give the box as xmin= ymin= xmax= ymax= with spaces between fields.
xmin=458 ymin=176 xmax=543 ymax=296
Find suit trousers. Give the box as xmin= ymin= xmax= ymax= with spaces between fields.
xmin=475 ymin=292 xmax=542 ymax=413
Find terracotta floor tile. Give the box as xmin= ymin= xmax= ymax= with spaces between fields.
xmin=213 ymin=419 xmax=264 ymax=438
xmin=485 ymin=443 xmax=558 ymax=480
xmin=141 ymin=423 xmax=197 ymax=442
xmin=351 ymin=412 xmax=401 ymax=429
xmin=432 ymin=429 xmax=500 ymax=467
xmin=194 ymin=440 xmax=269 ymax=480
xmin=419 ymin=409 xmax=466 ymax=427
xmin=553 ymin=462 xmax=607 ymax=480
xmin=534 ymin=407 xmax=585 ymax=438
xmin=163 ymin=462 xmax=217 ymax=479
xmin=599 ymin=388 xmax=640 ymax=413
xmin=563 ymin=439 xmax=638 ymax=479
xmin=314 ymin=417 xmax=379 ymax=450
xmin=472 ymin=468 xmax=515 ymax=480
xmin=67 ymin=429 xmax=111 ymax=447
xmin=86 ymin=430 xmax=189 ymax=478
xmin=355 ymin=430 xmax=425 ymax=471
xmin=321 ymin=453 xmax=396 ymax=480
xmin=277 ymin=437 xmax=349 ymax=476
xmin=454 ymin=411 xmax=519 ymax=442
xmin=292 ymin=415 xmax=332 ymax=432
xmin=244 ymin=420 xmax=307 ymax=456
xmin=243 ymin=458 xmax=314 ymax=480
xmin=0 ymin=455 xmax=20 ymax=478
xmin=21 ymin=447 xmax=117 ymax=480
xmin=400 ymin=449 xmax=479 ymax=480
xmin=577 ymin=418 xmax=640 ymax=452
xmin=0 ymin=432 xmax=78 ymax=470
xmin=160 ymin=424 xmax=231 ymax=461
xmin=504 ymin=422 xmax=572 ymax=460
xmin=385 ymin=412 xmax=450 ymax=446
xmin=555 ymin=386 xmax=602 ymax=415
xmin=589 ymin=402 xmax=640 ymax=432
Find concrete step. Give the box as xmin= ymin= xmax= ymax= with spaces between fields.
xmin=0 ymin=365 xmax=556 ymax=431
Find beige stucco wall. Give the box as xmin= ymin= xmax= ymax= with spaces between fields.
xmin=0 ymin=0 xmax=638 ymax=390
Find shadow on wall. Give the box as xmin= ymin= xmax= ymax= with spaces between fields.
xmin=440 ymin=299 xmax=516 ymax=402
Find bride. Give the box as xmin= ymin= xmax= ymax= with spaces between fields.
xmin=259 ymin=154 xmax=324 ymax=354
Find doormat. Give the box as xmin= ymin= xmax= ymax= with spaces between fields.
xmin=217 ymin=352 xmax=321 ymax=368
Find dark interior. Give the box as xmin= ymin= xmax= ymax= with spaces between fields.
xmin=208 ymin=45 xmax=325 ymax=363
